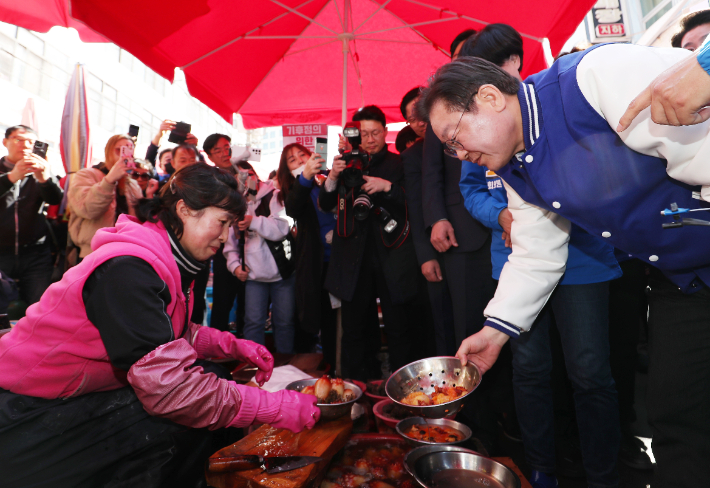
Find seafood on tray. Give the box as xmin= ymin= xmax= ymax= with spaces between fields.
xmin=401 ymin=385 xmax=467 ymax=406
xmin=403 ymin=424 xmax=463 ymax=443
xmin=302 ymin=376 xmax=357 ymax=404
xmin=321 ymin=441 xmax=415 ymax=488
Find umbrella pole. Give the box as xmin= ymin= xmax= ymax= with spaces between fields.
xmin=341 ymin=37 xmax=348 ymax=128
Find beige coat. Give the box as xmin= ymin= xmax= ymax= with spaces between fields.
xmin=68 ymin=167 xmax=142 ymax=258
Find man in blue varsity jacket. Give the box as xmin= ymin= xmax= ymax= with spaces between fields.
xmin=418 ymin=44 xmax=710 ymax=488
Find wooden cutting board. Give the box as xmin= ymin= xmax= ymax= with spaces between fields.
xmin=206 ymin=416 xmax=353 ymax=488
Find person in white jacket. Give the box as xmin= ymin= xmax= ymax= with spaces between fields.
xmin=223 ymin=167 xmax=295 ymax=353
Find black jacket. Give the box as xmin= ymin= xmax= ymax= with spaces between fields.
xmin=0 ymin=157 xmax=63 ymax=254
xmin=319 ymin=147 xmax=419 ymax=304
xmin=401 ymin=139 xmax=437 ymax=267
xmin=285 ymin=176 xmax=327 ymax=334
xmin=421 ymin=126 xmax=490 ymax=253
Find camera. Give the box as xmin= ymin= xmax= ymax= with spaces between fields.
xmin=340 ymin=122 xmax=372 ymax=220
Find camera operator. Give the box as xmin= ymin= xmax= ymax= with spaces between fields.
xmin=319 ymin=105 xmax=422 ymax=380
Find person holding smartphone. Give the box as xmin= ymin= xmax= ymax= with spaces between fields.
xmin=0 ymin=125 xmax=63 ymax=311
xmin=68 ymin=134 xmax=142 ymax=263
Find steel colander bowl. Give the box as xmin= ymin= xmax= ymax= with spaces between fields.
xmin=385 ymin=357 xmax=480 ymax=419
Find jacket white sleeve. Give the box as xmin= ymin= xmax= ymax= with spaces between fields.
xmin=483 ymin=181 xmax=570 ymax=337
xmin=249 ymin=189 xmax=290 ymax=241
xmin=577 ymin=44 xmax=710 ymax=200
xmin=222 ymin=226 xmax=241 ymax=274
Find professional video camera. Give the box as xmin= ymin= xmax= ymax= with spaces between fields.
xmin=339 ymin=121 xmax=372 ymax=220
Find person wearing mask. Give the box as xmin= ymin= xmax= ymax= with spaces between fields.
xmin=0 ymin=125 xmax=63 ymax=310
xmin=458 ymin=24 xmax=624 ymax=487
xmin=68 ymin=134 xmax=142 ymax=262
xmin=0 ymin=164 xmax=320 ymax=486
xmin=319 ymin=105 xmax=424 ymax=380
xmin=224 ymin=165 xmax=296 ymax=353
xmin=278 ymin=143 xmax=339 ymax=371
xmin=131 ymin=159 xmax=159 ymax=198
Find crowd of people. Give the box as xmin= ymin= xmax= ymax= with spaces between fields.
xmin=1 ymin=13 xmax=710 ymax=488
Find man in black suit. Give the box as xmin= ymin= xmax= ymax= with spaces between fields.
xmin=400 ymin=88 xmax=456 ymax=356
xmin=421 ymin=32 xmax=496 ymax=347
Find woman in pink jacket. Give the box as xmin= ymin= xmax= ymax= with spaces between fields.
xmin=0 ymin=164 xmax=319 ymax=487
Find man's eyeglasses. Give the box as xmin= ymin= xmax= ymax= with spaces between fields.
xmin=444 ymin=94 xmax=476 ymax=157
xmin=10 ymin=137 xmax=35 ymax=145
xmin=131 ymin=173 xmax=152 ymax=181
xmin=360 ymin=130 xmax=383 ymax=140
xmin=211 ymin=145 xmax=231 ymax=156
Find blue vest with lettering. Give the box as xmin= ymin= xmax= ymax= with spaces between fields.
xmin=497 ymin=46 xmax=710 ymax=292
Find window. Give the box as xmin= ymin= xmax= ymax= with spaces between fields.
xmin=0 ymin=50 xmax=12 ymax=81
xmin=119 ymin=49 xmax=133 ymax=70
xmin=639 ymin=0 xmax=672 ymax=29
xmin=17 ymin=29 xmax=44 ymax=56
xmin=0 ymin=22 xmax=17 ymax=39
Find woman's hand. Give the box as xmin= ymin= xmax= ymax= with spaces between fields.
xmin=233 ymin=339 xmax=274 ymax=386
xmin=302 ymin=153 xmax=325 ymax=180
xmin=106 ymin=157 xmax=130 ymax=184
xmin=455 ymin=326 xmax=510 ymax=374
xmin=237 ymin=215 xmax=253 ymax=231
xmin=235 ymin=265 xmax=250 ymax=282
xmin=329 ymin=155 xmax=346 ymax=181
xmin=361 ymin=176 xmax=392 ymax=194
xmin=146 ymin=178 xmax=159 ymax=198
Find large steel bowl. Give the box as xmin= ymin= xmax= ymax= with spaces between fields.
xmin=285 ymin=378 xmax=362 ymax=421
xmin=405 ymin=446 xmax=521 ymax=488
xmin=396 ymin=417 xmax=472 ymax=447
xmin=386 ymin=357 xmax=480 ymax=419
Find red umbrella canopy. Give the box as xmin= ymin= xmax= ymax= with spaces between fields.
xmin=0 ymin=0 xmax=106 ymax=42
xmin=69 ymin=0 xmax=595 ymax=128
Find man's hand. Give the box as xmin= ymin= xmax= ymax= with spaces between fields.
xmin=421 ymin=259 xmax=443 ymax=282
xmin=235 ymin=265 xmax=250 ymax=282
xmin=617 ymin=53 xmax=710 ymax=131
xmin=153 ymin=119 xmax=175 ymax=146
xmin=185 ymin=133 xmax=198 ymax=146
xmin=498 ymin=208 xmax=513 ymax=248
xmin=28 ymin=153 xmax=50 ymax=183
xmin=430 ymin=220 xmax=458 ymax=253
xmin=302 ymin=153 xmax=325 ymax=180
xmin=329 ymin=155 xmax=346 ymax=181
xmin=455 ymin=326 xmax=510 ymax=374
xmin=361 ymin=175 xmax=392 ymax=194
xmin=7 ymin=157 xmax=37 ymax=184
xmin=237 ymin=215 xmax=253 ymax=231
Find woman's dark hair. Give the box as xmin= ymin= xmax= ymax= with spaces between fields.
xmin=450 ymin=29 xmax=477 ymax=58
xmin=136 ymin=163 xmax=246 ymax=239
xmin=417 ymin=57 xmax=521 ymax=123
xmin=395 ymin=126 xmax=418 ymax=153
xmin=672 ymin=10 xmax=710 ymax=48
xmin=459 ymin=24 xmax=524 ymax=72
xmin=276 ymin=143 xmax=311 ymax=205
xmin=352 ymin=105 xmax=387 ymax=128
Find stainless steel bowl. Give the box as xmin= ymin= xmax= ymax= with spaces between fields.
xmin=405 ymin=447 xmax=521 ymax=488
xmin=386 ymin=357 xmax=480 ymax=419
xmin=285 ymin=378 xmax=362 ymax=421
xmin=395 ymin=417 xmax=472 ymax=447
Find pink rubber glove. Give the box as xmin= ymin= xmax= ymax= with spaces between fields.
xmin=230 ymin=386 xmax=321 ymax=433
xmin=192 ymin=325 xmax=274 ymax=386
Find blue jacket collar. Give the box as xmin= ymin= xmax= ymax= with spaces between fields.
xmin=516 ymin=82 xmax=542 ymax=151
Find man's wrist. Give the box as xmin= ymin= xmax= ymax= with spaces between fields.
xmin=484 ymin=317 xmax=522 ymax=339
xmin=7 ymin=171 xmax=20 ymax=184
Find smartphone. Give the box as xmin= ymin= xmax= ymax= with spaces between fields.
xmin=168 ymin=121 xmax=191 ymax=144
xmin=120 ymin=145 xmax=135 ymax=174
xmin=315 ymin=137 xmax=328 ymax=170
xmin=128 ymin=124 xmax=139 ymax=138
xmin=33 ymin=141 xmax=48 ymax=160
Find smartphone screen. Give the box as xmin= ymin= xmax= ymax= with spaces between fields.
xmin=315 ymin=137 xmax=328 ymax=170
xmin=120 ymin=146 xmax=135 ymax=174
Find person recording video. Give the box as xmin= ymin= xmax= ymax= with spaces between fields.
xmin=318 ymin=105 xmax=424 ymax=381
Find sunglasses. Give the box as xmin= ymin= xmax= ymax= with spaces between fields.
xmin=131 ymin=173 xmax=151 ymax=181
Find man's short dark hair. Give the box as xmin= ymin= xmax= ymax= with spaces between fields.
xmin=450 ymin=29 xmax=477 ymax=58
xmin=158 ymin=148 xmax=172 ymax=163
xmin=671 ymin=10 xmax=710 ymax=48
xmin=171 ymin=144 xmax=198 ymax=160
xmin=395 ymin=126 xmax=419 ymax=153
xmin=459 ymin=24 xmax=524 ymax=72
xmin=203 ymin=133 xmax=231 ymax=154
xmin=352 ymin=105 xmax=386 ymax=127
xmin=5 ymin=125 xmax=37 ymax=139
xmin=417 ymin=57 xmax=521 ymax=123
xmin=400 ymin=87 xmax=422 ymax=120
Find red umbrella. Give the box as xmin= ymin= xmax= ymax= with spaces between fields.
xmin=0 ymin=0 xmax=106 ymax=42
